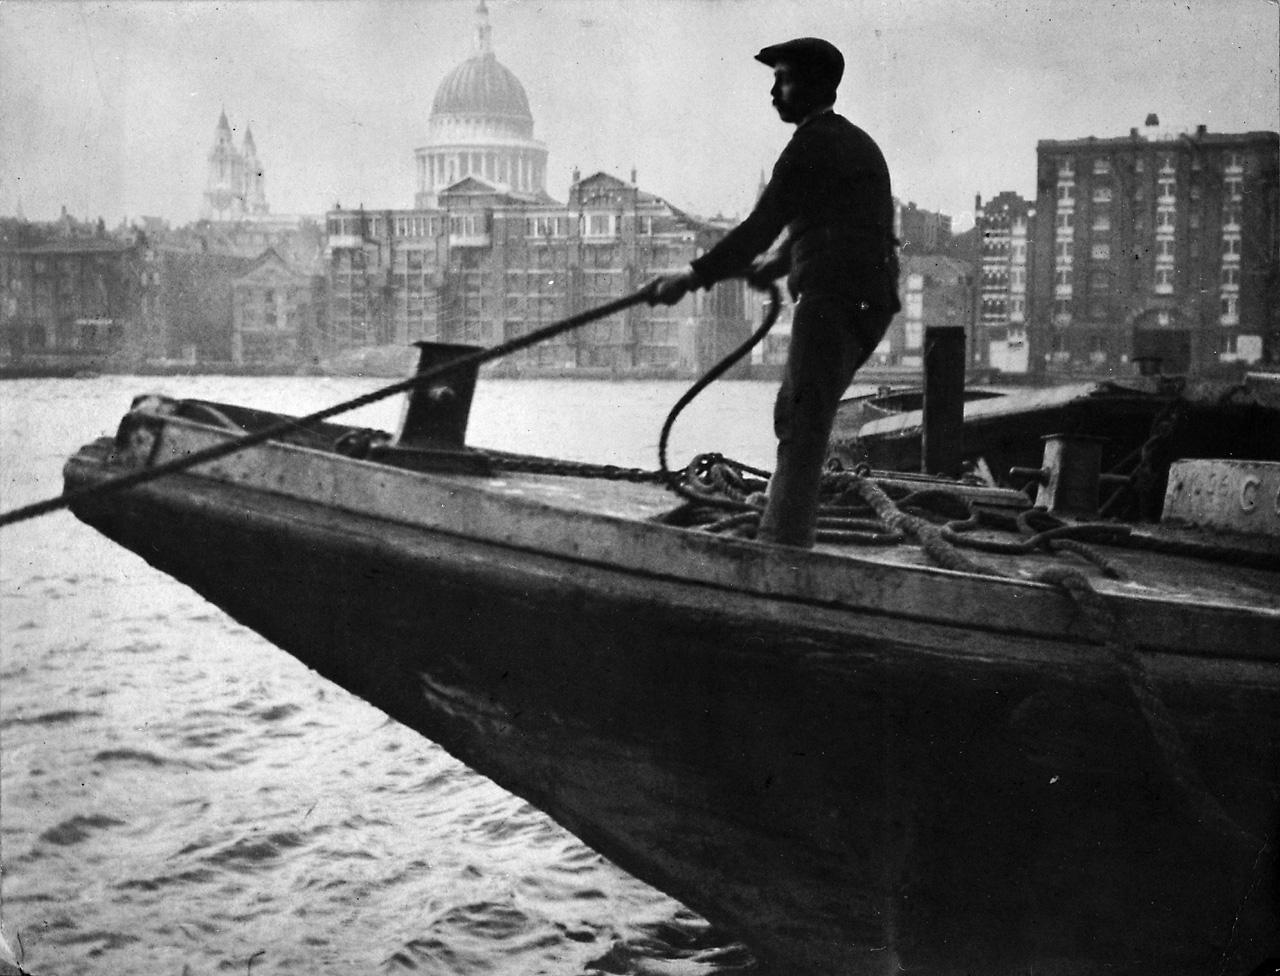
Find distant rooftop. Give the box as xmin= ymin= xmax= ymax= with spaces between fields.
xmin=1038 ymin=114 xmax=1278 ymax=148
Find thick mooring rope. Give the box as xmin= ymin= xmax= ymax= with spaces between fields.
xmin=0 ymin=285 xmax=685 ymax=529
xmin=656 ymin=286 xmax=782 ymax=509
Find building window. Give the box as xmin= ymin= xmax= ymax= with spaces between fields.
xmin=527 ymin=216 xmax=559 ymax=237
xmin=1223 ymin=235 xmax=1241 ymax=258
xmin=1224 ymin=152 xmax=1245 ymax=172
xmin=1092 ymin=212 xmax=1112 ymax=233
xmin=905 ymin=319 xmax=922 ymax=350
xmin=1057 ymin=183 xmax=1075 ymax=202
xmin=1156 ymin=210 xmax=1176 ymax=230
xmin=1092 ymin=186 xmax=1113 ymax=203
xmin=449 ymin=214 xmax=487 ymax=237
xmin=1057 ymin=156 xmax=1075 ymax=177
xmin=1220 ymin=296 xmax=1239 ymax=324
xmin=1221 ymin=266 xmax=1240 ymax=288
xmin=1156 ymin=239 xmax=1175 ymax=260
xmin=1091 ymin=243 xmax=1111 ymax=261
xmin=1224 ymin=176 xmax=1243 ymax=199
xmin=1155 ymin=267 xmax=1174 ymax=293
xmin=1223 ymin=204 xmax=1242 ymax=229
xmin=1056 ymin=241 xmax=1073 ymax=261
xmin=1157 ymin=178 xmax=1176 ymax=200
xmin=1055 ymin=212 xmax=1074 ymax=231
xmin=1093 ymin=158 xmax=1111 ymax=175
xmin=1158 ymin=153 xmax=1176 ymax=174
xmin=583 ymin=213 xmax=614 ymax=237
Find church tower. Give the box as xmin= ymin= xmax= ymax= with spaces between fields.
xmin=241 ymin=125 xmax=268 ymax=215
xmin=201 ymin=111 xmax=269 ymax=220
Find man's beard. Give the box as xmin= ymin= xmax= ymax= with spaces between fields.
xmin=773 ymin=101 xmax=802 ymax=123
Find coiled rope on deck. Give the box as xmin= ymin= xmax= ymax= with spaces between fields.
xmin=656 ymin=285 xmax=783 ymax=509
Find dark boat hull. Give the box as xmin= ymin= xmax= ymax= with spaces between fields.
xmin=65 ymin=430 xmax=1280 ymax=976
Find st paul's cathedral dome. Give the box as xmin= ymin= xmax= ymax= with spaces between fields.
xmin=414 ymin=1 xmax=548 ymax=206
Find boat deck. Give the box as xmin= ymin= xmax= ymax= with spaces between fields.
xmin=403 ymin=461 xmax=1280 ymax=631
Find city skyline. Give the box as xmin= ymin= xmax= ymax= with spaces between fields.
xmin=1 ymin=0 xmax=1277 ymax=231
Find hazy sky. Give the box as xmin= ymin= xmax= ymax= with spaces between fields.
xmin=1 ymin=0 xmax=1276 ymax=231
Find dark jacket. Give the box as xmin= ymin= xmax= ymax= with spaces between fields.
xmin=691 ymin=111 xmax=900 ymax=313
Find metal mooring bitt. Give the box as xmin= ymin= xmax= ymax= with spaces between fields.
xmin=1011 ymin=433 xmax=1107 ymax=517
xmin=396 ymin=341 xmax=485 ymax=449
xmin=921 ymin=326 xmax=966 ymax=477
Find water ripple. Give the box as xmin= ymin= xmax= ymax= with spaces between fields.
xmin=39 ymin=814 xmax=127 ymax=846
xmin=92 ymin=748 xmax=187 ymax=769
xmin=0 ymin=708 xmax=98 ymax=729
xmin=201 ymin=829 xmax=310 ymax=869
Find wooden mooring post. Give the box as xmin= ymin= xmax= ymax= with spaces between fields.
xmin=921 ymin=326 xmax=966 ymax=476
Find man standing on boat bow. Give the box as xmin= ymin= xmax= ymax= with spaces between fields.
xmin=647 ymin=37 xmax=900 ymax=548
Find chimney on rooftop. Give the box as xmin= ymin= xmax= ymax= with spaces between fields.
xmin=1144 ymin=113 xmax=1160 ymax=127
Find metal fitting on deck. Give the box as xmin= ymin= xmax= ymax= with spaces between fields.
xmin=384 ymin=341 xmax=493 ymax=475
xmin=1010 ymin=433 xmax=1107 ymax=517
xmin=396 ymin=342 xmax=484 ymax=450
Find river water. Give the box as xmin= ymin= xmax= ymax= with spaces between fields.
xmin=0 ymin=374 xmax=876 ymax=976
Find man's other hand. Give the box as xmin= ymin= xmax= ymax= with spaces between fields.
xmin=747 ymin=253 xmax=789 ymax=289
xmin=645 ymin=270 xmax=698 ymax=306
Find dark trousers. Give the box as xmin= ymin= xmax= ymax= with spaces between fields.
xmin=757 ymin=293 xmax=892 ymax=548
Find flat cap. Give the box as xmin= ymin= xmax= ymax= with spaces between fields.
xmin=754 ymin=37 xmax=844 ymax=88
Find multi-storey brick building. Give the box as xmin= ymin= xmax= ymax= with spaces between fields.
xmin=0 ymin=215 xmax=159 ymax=370
xmin=974 ymin=191 xmax=1035 ymax=373
xmin=1031 ymin=118 xmax=1279 ymax=376
xmin=897 ymin=201 xmax=954 ymax=256
xmin=322 ymin=171 xmax=748 ymax=376
xmin=870 ymin=254 xmax=973 ymax=369
xmin=230 ymin=248 xmax=324 ymax=367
